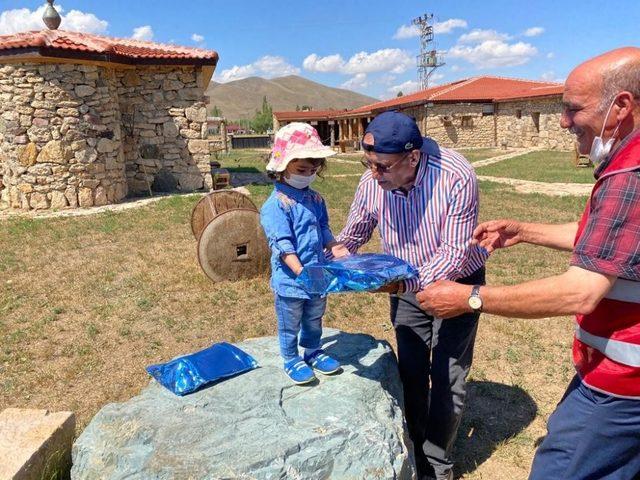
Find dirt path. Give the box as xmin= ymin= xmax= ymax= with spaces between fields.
xmin=476 ymin=176 xmax=592 ymax=196
xmin=471 ymin=148 xmax=541 ymax=167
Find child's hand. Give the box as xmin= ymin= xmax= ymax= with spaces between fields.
xmin=331 ymin=243 xmax=350 ymax=259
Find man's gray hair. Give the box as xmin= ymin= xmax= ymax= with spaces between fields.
xmin=599 ymin=59 xmax=640 ymax=112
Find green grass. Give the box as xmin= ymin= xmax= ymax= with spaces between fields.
xmin=475 ymin=151 xmax=596 ymax=184
xmin=458 ymin=148 xmax=506 ymax=163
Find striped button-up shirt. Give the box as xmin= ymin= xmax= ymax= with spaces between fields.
xmin=337 ymin=138 xmax=488 ymax=292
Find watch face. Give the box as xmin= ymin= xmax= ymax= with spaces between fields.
xmin=469 ymin=296 xmax=482 ymax=310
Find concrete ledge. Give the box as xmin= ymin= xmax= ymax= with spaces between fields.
xmin=0 ymin=408 xmax=75 ymax=480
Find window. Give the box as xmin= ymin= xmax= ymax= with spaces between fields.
xmin=515 ymin=109 xmax=522 ymax=119
xmin=461 ymin=116 xmax=473 ymax=128
xmin=531 ymin=112 xmax=540 ymax=132
xmin=482 ymin=104 xmax=494 ymax=116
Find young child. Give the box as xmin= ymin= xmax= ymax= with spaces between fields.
xmin=260 ymin=123 xmax=349 ymax=385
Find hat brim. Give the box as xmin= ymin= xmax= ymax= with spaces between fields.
xmin=266 ymin=147 xmax=336 ymax=172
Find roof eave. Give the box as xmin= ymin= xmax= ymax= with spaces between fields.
xmin=0 ymin=46 xmax=218 ymax=67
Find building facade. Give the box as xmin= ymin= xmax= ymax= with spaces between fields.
xmin=0 ymin=30 xmax=218 ymax=210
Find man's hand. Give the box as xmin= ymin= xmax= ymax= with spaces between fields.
xmin=472 ymin=219 xmax=524 ymax=253
xmin=416 ymin=281 xmax=472 ymax=318
xmin=330 ymin=242 xmax=350 ymax=259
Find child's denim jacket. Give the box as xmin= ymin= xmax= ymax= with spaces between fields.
xmin=260 ymin=181 xmax=335 ymax=299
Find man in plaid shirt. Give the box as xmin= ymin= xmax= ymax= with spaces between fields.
xmin=419 ymin=47 xmax=640 ymax=480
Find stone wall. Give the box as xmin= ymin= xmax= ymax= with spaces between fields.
xmin=0 ymin=63 xmax=126 ymax=210
xmin=0 ymin=62 xmax=210 ymax=210
xmin=387 ymin=97 xmax=573 ymax=151
xmin=496 ymin=98 xmax=574 ymax=150
xmin=115 ymin=66 xmax=210 ymax=194
xmin=399 ymin=103 xmax=496 ymax=149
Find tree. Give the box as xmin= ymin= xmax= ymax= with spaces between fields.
xmin=250 ymin=96 xmax=273 ymax=133
xmin=396 ymin=91 xmax=404 ymax=97
xmin=211 ymin=105 xmax=223 ymax=117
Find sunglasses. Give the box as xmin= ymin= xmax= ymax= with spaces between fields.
xmin=360 ymin=153 xmax=411 ymax=174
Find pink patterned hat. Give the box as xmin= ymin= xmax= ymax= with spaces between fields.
xmin=267 ymin=122 xmax=335 ymax=172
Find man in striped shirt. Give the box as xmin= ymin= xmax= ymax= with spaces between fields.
xmin=337 ymin=111 xmax=487 ymax=480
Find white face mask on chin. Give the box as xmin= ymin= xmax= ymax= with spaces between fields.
xmin=589 ymin=98 xmax=622 ymax=166
xmin=285 ymin=172 xmax=316 ymax=189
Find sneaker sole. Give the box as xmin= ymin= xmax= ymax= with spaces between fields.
xmin=290 ymin=376 xmax=316 ymax=385
xmin=312 ymin=366 xmax=342 ymax=375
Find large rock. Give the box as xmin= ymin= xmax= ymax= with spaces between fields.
xmin=72 ymin=330 xmax=412 ymax=479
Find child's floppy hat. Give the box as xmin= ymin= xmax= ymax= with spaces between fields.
xmin=267 ymin=122 xmax=335 ymax=172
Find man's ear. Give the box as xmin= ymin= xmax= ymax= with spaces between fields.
xmin=614 ymin=91 xmax=635 ymax=122
xmin=409 ymin=149 xmax=421 ymax=166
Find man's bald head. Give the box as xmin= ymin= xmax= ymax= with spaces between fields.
xmin=569 ymin=47 xmax=640 ymax=112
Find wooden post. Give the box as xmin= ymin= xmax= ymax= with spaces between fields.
xmin=329 ymin=121 xmax=335 ymax=147
xmin=221 ymin=120 xmax=228 ymax=153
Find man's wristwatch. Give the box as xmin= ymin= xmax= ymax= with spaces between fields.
xmin=468 ymin=285 xmax=483 ymax=312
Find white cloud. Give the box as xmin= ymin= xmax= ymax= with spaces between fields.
xmin=458 ymin=29 xmax=511 ymax=44
xmin=341 ymin=73 xmax=369 ymax=90
xmin=450 ymin=65 xmax=462 ymax=72
xmin=132 ymin=25 xmax=153 ymax=41
xmin=63 ymin=9 xmax=108 ymax=33
xmin=191 ymin=33 xmax=205 ymax=43
xmin=541 ymin=71 xmax=564 ymax=83
xmin=433 ymin=19 xmax=468 ymax=34
xmin=214 ymin=55 xmax=299 ymax=83
xmin=253 ymin=55 xmax=300 ymax=76
xmin=524 ymin=27 xmax=545 ymax=37
xmin=303 ymin=53 xmax=345 ymax=73
xmin=393 ymin=24 xmax=420 ymax=40
xmin=388 ymin=79 xmax=420 ymax=96
xmin=448 ymin=40 xmax=538 ymax=68
xmin=304 ymin=49 xmax=413 ymax=76
xmin=0 ymin=4 xmax=108 ymax=35
xmin=345 ymin=49 xmax=414 ymax=74
xmin=216 ymin=64 xmax=256 ymax=82
xmin=547 ymin=52 xmax=555 ymax=59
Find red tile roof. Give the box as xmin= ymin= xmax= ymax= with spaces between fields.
xmin=274 ymin=109 xmax=346 ymax=121
xmin=336 ymin=76 xmax=564 ymax=118
xmin=0 ymin=30 xmax=218 ymax=64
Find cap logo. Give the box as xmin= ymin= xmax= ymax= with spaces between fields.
xmin=405 ymin=142 xmax=413 ymax=150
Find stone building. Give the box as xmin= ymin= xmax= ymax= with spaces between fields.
xmin=275 ymin=77 xmax=575 ymax=152
xmin=0 ymin=28 xmax=218 ymax=210
xmin=273 ymin=110 xmax=343 ymax=147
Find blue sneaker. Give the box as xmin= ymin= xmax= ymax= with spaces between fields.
xmin=284 ymin=356 xmax=316 ymax=385
xmin=304 ymin=349 xmax=341 ymax=375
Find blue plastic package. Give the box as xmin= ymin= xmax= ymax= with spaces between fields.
xmin=296 ymin=253 xmax=418 ymax=295
xmin=146 ymin=342 xmax=259 ymax=396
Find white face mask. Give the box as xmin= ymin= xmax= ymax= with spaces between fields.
xmin=589 ymin=97 xmax=622 ymax=166
xmin=285 ymin=172 xmax=316 ymax=189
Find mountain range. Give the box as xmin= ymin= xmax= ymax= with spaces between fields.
xmin=205 ymin=75 xmax=377 ymax=121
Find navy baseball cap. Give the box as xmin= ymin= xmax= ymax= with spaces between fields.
xmin=362 ymin=111 xmax=424 ymax=154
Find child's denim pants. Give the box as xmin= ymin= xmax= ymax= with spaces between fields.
xmin=274 ymin=294 xmax=326 ymax=362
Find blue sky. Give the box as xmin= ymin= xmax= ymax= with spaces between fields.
xmin=2 ymin=1 xmax=639 ymax=99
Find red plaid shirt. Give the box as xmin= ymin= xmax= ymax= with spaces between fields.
xmin=570 ymin=131 xmax=640 ymax=281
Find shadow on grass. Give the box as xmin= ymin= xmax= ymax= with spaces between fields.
xmin=454 ymin=380 xmax=537 ymax=477
xmin=224 ymin=167 xmax=272 ymax=187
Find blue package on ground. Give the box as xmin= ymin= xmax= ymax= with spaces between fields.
xmin=296 ymin=253 xmax=418 ymax=295
xmin=146 ymin=342 xmax=259 ymax=396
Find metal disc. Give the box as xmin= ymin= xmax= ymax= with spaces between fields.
xmin=197 ymin=208 xmax=270 ymax=283
xmin=190 ymin=190 xmax=258 ymax=240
